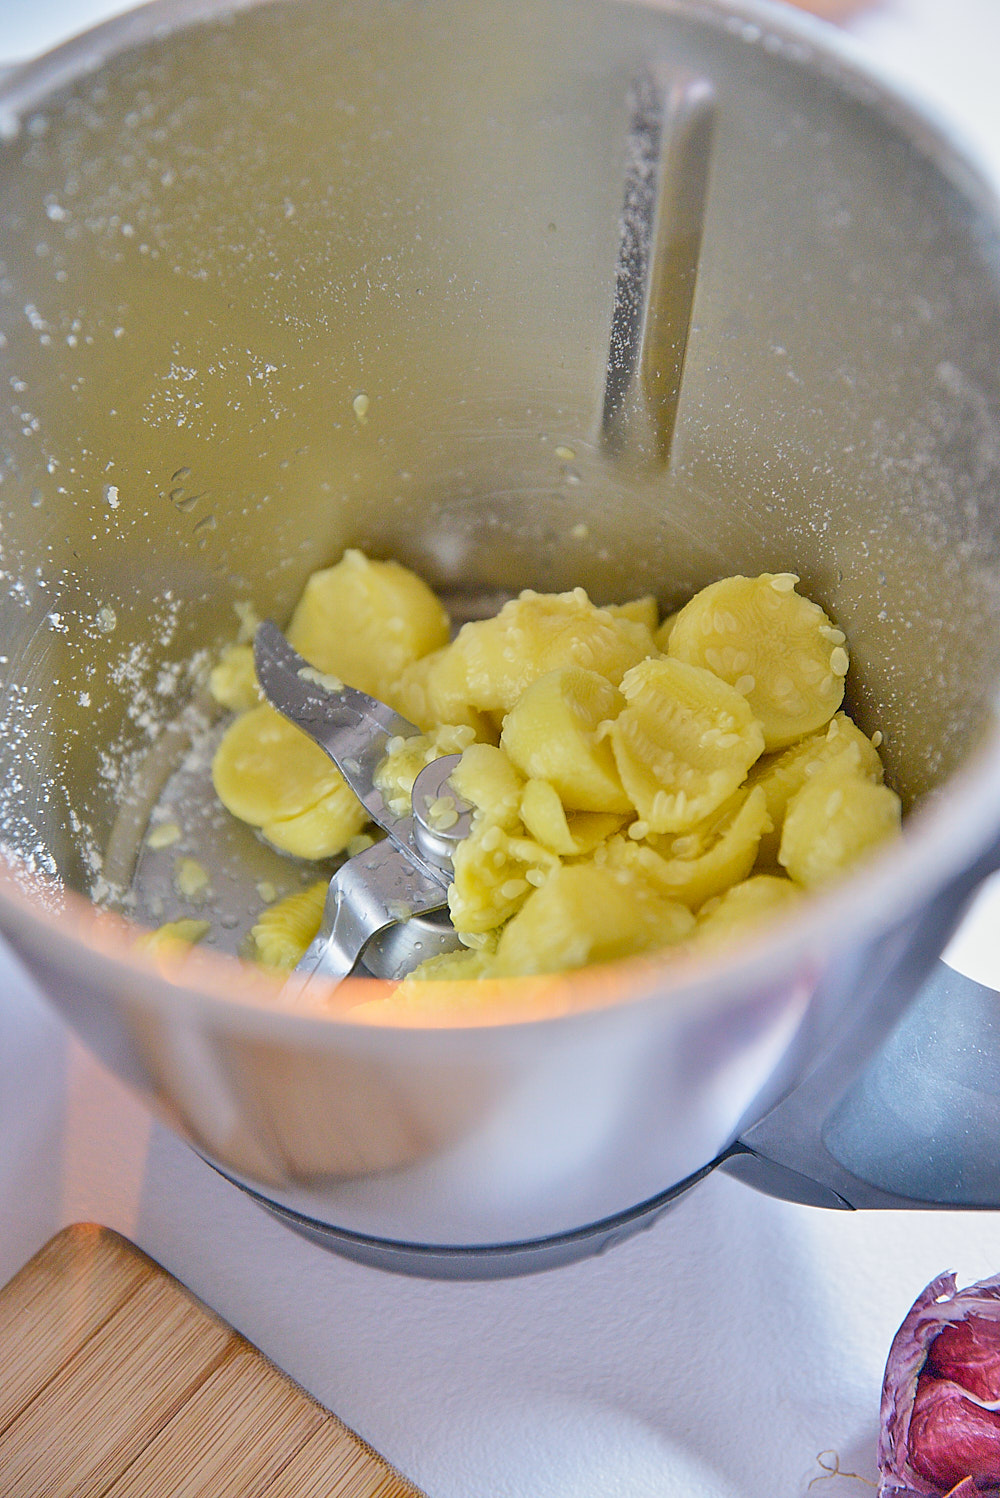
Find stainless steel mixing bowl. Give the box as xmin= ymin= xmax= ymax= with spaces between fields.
xmin=3 ymin=0 xmax=1000 ymax=1274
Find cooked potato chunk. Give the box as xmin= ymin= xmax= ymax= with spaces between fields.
xmin=261 ymin=791 xmax=370 ymax=860
xmin=607 ymin=595 xmax=659 ymax=632
xmin=212 ymin=702 xmax=367 ymax=857
xmin=406 ymin=945 xmax=497 ymax=982
xmin=668 ymin=573 xmax=847 ymax=750
xmin=208 ymin=643 xmax=261 ymax=711
xmin=489 ymin=863 xmax=694 ymax=977
xmin=654 ymin=610 xmax=679 ymax=652
xmin=602 ymin=786 xmax=770 ymax=910
xmin=608 ymin=657 xmax=765 ymax=832
xmin=778 ymin=763 xmax=901 ymax=887
xmin=391 ymin=646 xmax=497 ymax=738
xmin=748 ymin=711 xmax=884 ymax=866
xmin=287 ymin=548 xmax=449 ymax=699
xmin=440 ymin=587 xmax=655 ymax=715
xmin=500 ymin=667 xmax=630 ymax=812
xmin=448 ymin=743 xmax=525 ymax=831
xmin=519 ymin=778 xmax=626 ymax=856
xmin=694 ymin=875 xmax=801 ymax=945
xmin=447 ymin=823 xmax=559 ymax=934
xmin=251 ymin=879 xmax=328 ymax=970
xmin=137 ymin=918 xmax=211 ymax=956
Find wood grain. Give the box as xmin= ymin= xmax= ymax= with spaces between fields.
xmin=103 ymin=1347 xmax=324 ymax=1498
xmin=0 ymin=1223 xmax=150 ymax=1437
xmin=261 ymin=1417 xmax=422 ymax=1498
xmin=0 ymin=1224 xmax=423 ymax=1498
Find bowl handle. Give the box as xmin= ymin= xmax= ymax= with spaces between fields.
xmin=721 ymin=838 xmax=1000 ymax=1210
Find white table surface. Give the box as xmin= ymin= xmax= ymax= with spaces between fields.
xmin=4 ymin=3 xmax=1000 ymax=1496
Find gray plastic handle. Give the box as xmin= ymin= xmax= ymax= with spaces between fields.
xmin=723 ymin=840 xmax=1000 ymax=1210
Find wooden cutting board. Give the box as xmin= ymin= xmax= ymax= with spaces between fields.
xmin=0 ymin=1223 xmax=423 ymax=1498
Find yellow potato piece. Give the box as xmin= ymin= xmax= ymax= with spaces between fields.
xmin=609 ymin=657 xmax=765 ymax=833
xmin=174 ymin=856 xmax=210 ymax=901
xmin=564 ymin=809 xmax=630 ymax=855
xmin=391 ymin=646 xmax=497 ymax=739
xmin=251 ymin=879 xmax=327 ymax=970
xmin=208 ymin=643 xmax=261 ymax=711
xmin=448 ymin=823 xmax=560 ymax=934
xmin=213 ymin=702 xmax=344 ymax=824
xmin=442 ymin=587 xmax=656 ymax=714
xmin=490 ymin=863 xmax=694 ymax=977
xmin=603 ymin=786 xmax=770 ymax=910
xmin=519 ymin=778 xmax=626 ymax=856
xmin=748 ymin=711 xmax=885 ymax=867
xmin=147 ymin=821 xmax=182 ymax=850
xmin=501 ymin=667 xmax=631 ymax=813
xmin=778 ymin=763 xmax=902 ymax=887
xmin=694 ymin=875 xmax=801 ymax=946
xmin=449 ymin=743 xmax=525 ymax=831
xmin=654 ymin=610 xmax=679 ymax=652
xmin=136 ymin=918 xmax=211 ymax=956
xmin=212 ymin=702 xmax=367 ymax=857
xmin=406 ymin=945 xmax=497 ymax=982
xmin=287 ymin=548 xmax=450 ymax=698
xmin=262 ymin=786 xmax=368 ymax=860
xmin=668 ymin=572 xmax=847 ymax=749
xmin=607 ymin=595 xmax=659 ymax=633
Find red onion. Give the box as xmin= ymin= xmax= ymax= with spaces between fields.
xmin=879 ymin=1272 xmax=1000 ymax=1496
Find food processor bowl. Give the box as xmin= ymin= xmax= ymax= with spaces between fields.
xmin=2 ymin=0 xmax=1000 ymax=1274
